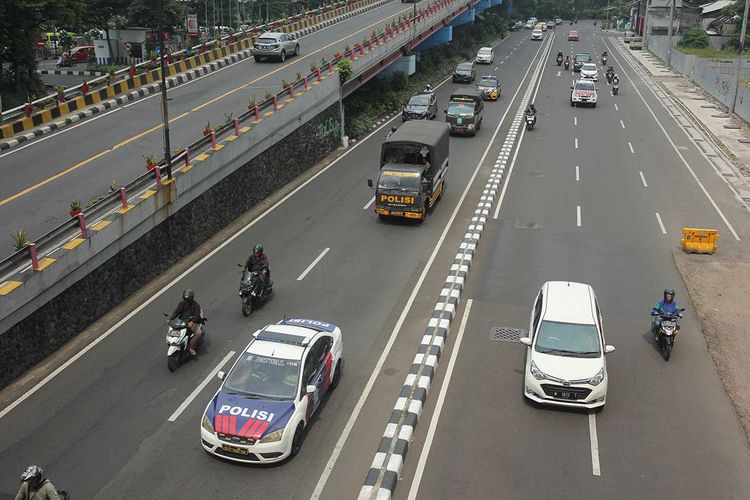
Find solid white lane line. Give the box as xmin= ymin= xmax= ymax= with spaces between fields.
xmin=606 ymin=40 xmax=742 ymax=241
xmin=406 ymin=299 xmax=473 ymax=500
xmin=575 ymin=137 xmax=579 ymax=149
xmin=362 ymin=196 xmax=375 ymax=210
xmin=614 ymin=103 xmax=619 ymax=111
xmin=639 ymin=171 xmax=648 ymax=187
xmin=574 ymin=116 xmax=578 ymax=126
xmin=576 ymin=165 xmax=580 ymax=182
xmin=312 ymin=34 xmax=550 ymax=500
xmin=297 ymin=247 xmax=330 ymax=281
xmin=620 ymin=119 xmax=625 ymax=129
xmin=588 ymin=411 xmax=601 ymax=476
xmin=168 ymin=350 xmax=236 ymax=422
xmin=628 ymin=142 xmax=634 ymax=154
xmin=577 ymin=205 xmax=582 ymax=227
xmin=655 ymin=212 xmax=667 ymax=234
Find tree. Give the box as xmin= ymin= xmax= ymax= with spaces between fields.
xmin=83 ymin=0 xmax=127 ymax=64
xmin=127 ymin=0 xmax=184 ymax=33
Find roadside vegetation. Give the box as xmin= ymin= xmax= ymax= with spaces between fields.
xmin=343 ymin=7 xmax=509 ymax=139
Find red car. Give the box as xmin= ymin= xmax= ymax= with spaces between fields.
xmin=568 ymin=31 xmax=579 ymax=41
xmin=69 ymin=45 xmax=93 ymax=62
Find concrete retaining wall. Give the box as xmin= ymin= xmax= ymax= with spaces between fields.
xmin=0 ymin=75 xmax=342 ymax=388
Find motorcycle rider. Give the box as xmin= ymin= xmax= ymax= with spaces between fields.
xmin=556 ymin=50 xmax=564 ymax=64
xmin=612 ymin=73 xmax=620 ymax=85
xmin=564 ymin=55 xmax=570 ymax=69
xmin=651 ymin=289 xmax=682 ymax=338
xmin=423 ymin=84 xmax=433 ymax=92
xmin=386 ymin=125 xmax=397 ymax=140
xmin=601 ymin=50 xmax=608 ymax=64
xmin=16 ymin=465 xmax=59 ymax=500
xmin=167 ymin=289 xmax=204 ymax=357
xmin=244 ymin=243 xmax=271 ymax=295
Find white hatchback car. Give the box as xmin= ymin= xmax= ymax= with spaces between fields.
xmin=531 ymin=29 xmax=543 ymax=41
xmin=580 ymin=62 xmax=599 ymax=81
xmin=520 ymin=281 xmax=615 ymax=409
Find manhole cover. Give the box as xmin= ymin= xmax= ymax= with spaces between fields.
xmin=530 ymin=172 xmax=545 ymax=178
xmin=490 ymin=327 xmax=525 ymax=342
xmin=514 ymin=220 xmax=541 ymax=229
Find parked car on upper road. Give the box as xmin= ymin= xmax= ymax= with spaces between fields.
xmin=251 ymin=32 xmax=300 ymax=62
xmin=69 ymin=45 xmax=93 ymax=62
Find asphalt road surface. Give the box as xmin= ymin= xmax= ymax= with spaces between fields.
xmin=0 ymin=0 xmax=417 ymax=244
xmin=2 ymin=22 xmax=750 ymax=500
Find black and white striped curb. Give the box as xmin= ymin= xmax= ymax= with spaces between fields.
xmin=0 ymin=48 xmax=255 ymax=151
xmin=36 ymin=69 xmax=105 ymax=77
xmin=358 ymin=63 xmax=542 ymax=500
xmin=292 ymin=0 xmax=394 ymax=37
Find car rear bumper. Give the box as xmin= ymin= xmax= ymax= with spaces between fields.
xmin=375 ymin=206 xmax=424 ymax=219
xmin=201 ymin=427 xmax=291 ymax=463
xmin=252 ymin=48 xmax=283 ymax=57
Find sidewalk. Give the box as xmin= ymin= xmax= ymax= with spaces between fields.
xmin=615 ymin=36 xmax=750 ymax=446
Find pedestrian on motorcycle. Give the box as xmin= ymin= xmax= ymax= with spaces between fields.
xmin=167 ymin=289 xmax=204 ymax=356
xmin=386 ymin=125 xmax=397 ymax=140
xmin=244 ymin=243 xmax=270 ymax=294
xmin=16 ymin=465 xmax=59 ymax=500
xmin=651 ymin=289 xmax=681 ymax=338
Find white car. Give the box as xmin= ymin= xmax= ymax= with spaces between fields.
xmin=531 ymin=29 xmax=543 ymax=41
xmin=201 ymin=318 xmax=343 ymax=463
xmin=520 ymin=282 xmax=615 ymax=409
xmin=580 ymin=62 xmax=599 ymax=81
xmin=476 ymin=47 xmax=494 ymax=64
xmin=571 ymin=78 xmax=598 ymax=107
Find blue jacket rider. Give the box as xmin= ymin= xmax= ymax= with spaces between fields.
xmin=651 ymin=289 xmax=681 ymax=335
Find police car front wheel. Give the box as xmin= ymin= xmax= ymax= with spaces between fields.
xmin=290 ymin=423 xmax=305 ymax=457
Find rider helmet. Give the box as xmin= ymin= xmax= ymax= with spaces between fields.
xmin=663 ymin=289 xmax=675 ymax=302
xmin=391 ymin=125 xmax=397 ymax=133
xmin=21 ymin=465 xmax=43 ymax=484
xmin=182 ymin=289 xmax=195 ymax=302
xmin=253 ymin=243 xmax=264 ymax=256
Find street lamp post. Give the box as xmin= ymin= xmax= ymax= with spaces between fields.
xmin=731 ymin=0 xmax=750 ymax=114
xmin=156 ymin=0 xmax=172 ymax=179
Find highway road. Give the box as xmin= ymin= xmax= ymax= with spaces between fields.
xmin=0 ymin=0 xmax=418 ymax=245
xmin=0 ymin=25 xmax=539 ymax=500
xmin=2 ymin=22 xmax=750 ymax=500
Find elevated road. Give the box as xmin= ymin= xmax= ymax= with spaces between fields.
xmin=0 ymin=0 xmax=414 ymax=242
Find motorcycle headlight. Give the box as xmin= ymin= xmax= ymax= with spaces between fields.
xmin=202 ymin=414 xmax=215 ymax=433
xmin=259 ymin=428 xmax=284 ymax=443
xmin=530 ymin=360 xmax=546 ymax=380
xmin=588 ymin=368 xmax=605 ymax=386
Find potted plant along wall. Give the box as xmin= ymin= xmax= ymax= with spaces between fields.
xmin=11 ymin=228 xmax=29 ymax=252
xmin=143 ymin=154 xmax=158 ymax=171
xmin=203 ymin=122 xmax=213 ymax=136
xmin=69 ymin=200 xmax=81 ymax=217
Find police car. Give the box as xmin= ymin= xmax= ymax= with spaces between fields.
xmin=200 ymin=318 xmax=343 ymax=463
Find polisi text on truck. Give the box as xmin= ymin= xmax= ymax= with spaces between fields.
xmin=380 ymin=195 xmax=415 ymax=204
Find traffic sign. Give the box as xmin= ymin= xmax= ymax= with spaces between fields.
xmin=124 ymin=42 xmax=132 ymax=51
xmin=37 ymin=40 xmax=45 ymax=48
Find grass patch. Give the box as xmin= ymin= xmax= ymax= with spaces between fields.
xmin=676 ymin=46 xmax=743 ymax=60
xmin=343 ymin=7 xmax=509 ymax=139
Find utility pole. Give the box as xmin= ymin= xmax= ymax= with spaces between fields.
xmin=732 ymin=0 xmax=750 ymax=114
xmin=157 ymin=0 xmax=173 ymax=179
xmin=666 ymin=0 xmax=676 ymax=67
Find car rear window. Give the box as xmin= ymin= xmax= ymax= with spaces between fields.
xmin=257 ymin=37 xmax=276 ymax=44
xmin=582 ymin=63 xmax=597 ymax=71
xmin=575 ymin=54 xmax=592 ymax=62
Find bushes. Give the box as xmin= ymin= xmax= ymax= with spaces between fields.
xmin=678 ymin=28 xmax=709 ymax=49
xmin=391 ymin=71 xmax=408 ymax=91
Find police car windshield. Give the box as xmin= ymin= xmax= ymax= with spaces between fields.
xmin=479 ymin=78 xmax=496 ymax=87
xmin=378 ymin=171 xmax=421 ymax=191
xmin=534 ymin=320 xmax=601 ymax=358
xmin=224 ymin=353 xmax=300 ymax=400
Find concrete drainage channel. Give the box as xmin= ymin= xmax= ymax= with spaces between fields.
xmin=357 ymin=33 xmax=554 ymax=500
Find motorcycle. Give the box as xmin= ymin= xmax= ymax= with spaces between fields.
xmin=238 ymin=265 xmax=273 ymax=316
xmin=606 ymin=71 xmax=614 ymax=84
xmin=652 ymin=309 xmax=684 ymax=361
xmin=525 ymin=112 xmax=536 ymax=131
xmin=564 ymin=60 xmax=570 ymax=70
xmin=56 ymin=53 xmax=73 ymax=67
xmin=556 ymin=54 xmax=563 ymax=66
xmin=601 ymin=56 xmax=608 ymax=66
xmin=612 ymin=83 xmax=619 ymax=95
xmin=164 ymin=315 xmax=207 ymax=371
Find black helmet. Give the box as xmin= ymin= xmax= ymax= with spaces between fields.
xmin=253 ymin=243 xmax=264 ymax=254
xmin=21 ymin=465 xmax=43 ymax=483
xmin=182 ymin=289 xmax=195 ymax=302
xmin=663 ymin=289 xmax=675 ymax=301
xmin=391 ymin=125 xmax=397 ymax=132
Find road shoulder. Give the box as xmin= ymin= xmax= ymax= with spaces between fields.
xmin=674 ymin=252 xmax=750 ymax=445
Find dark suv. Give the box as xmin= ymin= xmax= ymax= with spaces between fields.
xmin=402 ymin=91 xmax=438 ymax=121
xmin=573 ymin=53 xmax=592 ymax=72
xmin=453 ymin=61 xmax=476 ymax=83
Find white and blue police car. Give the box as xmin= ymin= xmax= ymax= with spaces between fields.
xmin=200 ymin=318 xmax=343 ymax=463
